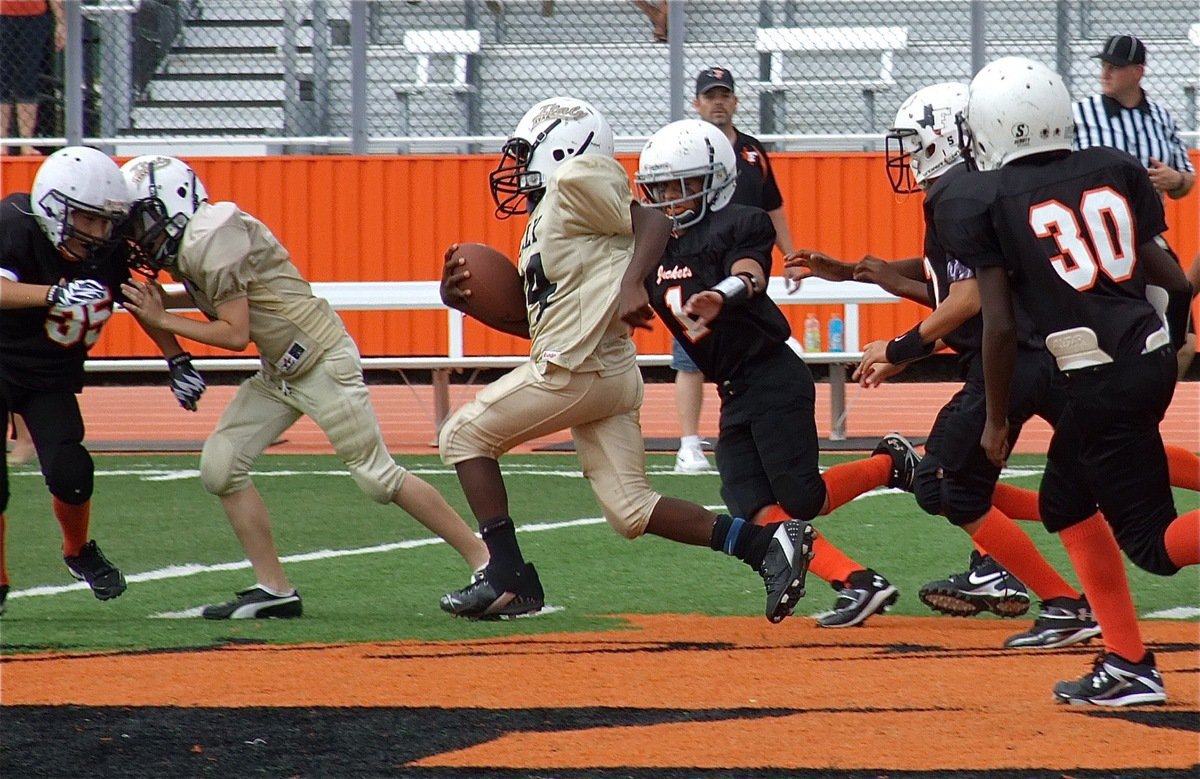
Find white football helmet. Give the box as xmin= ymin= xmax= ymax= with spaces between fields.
xmin=636 ymin=119 xmax=737 ymax=231
xmin=885 ymin=82 xmax=969 ymax=193
xmin=120 ymin=155 xmax=208 ymax=274
xmin=490 ymin=96 xmax=615 ymax=217
xmin=30 ymin=146 xmax=131 ymax=263
xmin=965 ymin=57 xmax=1074 ymax=172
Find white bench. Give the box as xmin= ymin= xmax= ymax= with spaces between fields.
xmin=754 ymin=25 xmax=909 ymax=93
xmin=391 ymin=29 xmax=481 ymax=95
xmin=92 ymin=277 xmax=900 ymax=442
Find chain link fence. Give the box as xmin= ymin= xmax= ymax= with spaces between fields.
xmin=2 ymin=0 xmax=1196 ymax=155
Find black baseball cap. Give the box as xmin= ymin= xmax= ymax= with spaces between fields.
xmin=696 ymin=67 xmax=735 ymax=96
xmin=1093 ymin=34 xmax=1146 ymax=67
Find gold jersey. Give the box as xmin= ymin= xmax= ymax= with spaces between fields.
xmin=519 ymin=155 xmax=636 ymax=376
xmin=175 ymin=202 xmax=345 ymax=377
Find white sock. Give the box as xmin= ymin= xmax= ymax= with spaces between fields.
xmin=256 ymin=583 xmax=295 ymax=598
xmin=681 ymin=435 xmax=702 ymax=448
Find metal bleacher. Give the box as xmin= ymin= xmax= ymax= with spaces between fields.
xmin=119 ymin=0 xmax=1199 ymax=153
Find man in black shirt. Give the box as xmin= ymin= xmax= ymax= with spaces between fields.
xmin=945 ymin=56 xmax=1197 ymax=706
xmin=626 ymin=118 xmax=919 ymax=629
xmin=0 ymin=146 xmax=201 ymax=614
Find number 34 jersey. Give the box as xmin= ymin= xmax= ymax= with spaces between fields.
xmin=0 ymin=193 xmax=130 ymax=393
xmin=935 ymin=147 xmax=1168 ymax=363
xmin=519 ymin=155 xmax=637 ymax=376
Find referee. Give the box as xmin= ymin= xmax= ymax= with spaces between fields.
xmin=1073 ymin=33 xmax=1196 ymax=376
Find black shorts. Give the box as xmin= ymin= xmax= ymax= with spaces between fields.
xmin=0 ymin=13 xmax=52 ymax=102
xmin=0 ymin=378 xmax=88 ymax=512
xmin=714 ymin=344 xmax=827 ymax=521
xmin=1040 ymin=346 xmax=1178 ymax=546
xmin=915 ymin=347 xmax=1063 ymax=525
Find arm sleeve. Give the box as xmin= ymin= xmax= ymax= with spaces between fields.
xmin=554 ymin=156 xmax=634 ymax=237
xmin=1125 ymin=158 xmax=1169 ymax=240
xmin=721 ymin=208 xmax=776 ymax=276
xmin=190 ymin=213 xmax=254 ymax=306
xmin=1160 ymin=112 xmax=1195 ymax=173
xmin=932 ymin=176 xmax=1006 ymax=272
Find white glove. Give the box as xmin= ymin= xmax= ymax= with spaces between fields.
xmin=46 ymin=278 xmax=109 ymax=307
xmin=166 ymin=353 xmax=206 ymax=412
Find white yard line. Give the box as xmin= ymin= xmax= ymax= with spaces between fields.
xmin=9 ymin=463 xmax=1192 ymax=620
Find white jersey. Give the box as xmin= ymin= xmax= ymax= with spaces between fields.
xmin=174 ymin=202 xmax=346 ymax=377
xmin=519 ymin=155 xmax=636 ymax=376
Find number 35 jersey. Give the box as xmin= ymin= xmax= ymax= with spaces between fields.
xmin=935 ymin=147 xmax=1168 ymax=363
xmin=0 ymin=193 xmax=128 ymax=393
xmin=519 ymin=155 xmax=637 ymax=376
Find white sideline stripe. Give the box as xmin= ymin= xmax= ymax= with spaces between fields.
xmin=7 ymin=517 xmax=612 ymax=601
xmin=1144 ymin=606 xmax=1200 ymax=620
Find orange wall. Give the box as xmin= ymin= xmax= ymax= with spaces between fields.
xmin=2 ymin=152 xmax=1196 ymax=359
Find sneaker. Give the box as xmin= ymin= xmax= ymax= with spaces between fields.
xmin=64 ymin=540 xmax=127 ymax=601
xmin=872 ymin=433 xmax=919 ymax=491
xmin=0 ymin=584 xmax=8 ymax=616
xmin=816 ymin=569 xmax=899 ymax=628
xmin=1053 ymin=651 xmax=1166 ymax=706
xmin=201 ymin=586 xmax=303 ymax=620
xmin=674 ymin=441 xmax=713 ymax=473
xmin=1003 ymin=595 xmax=1102 ymax=649
xmin=440 ymin=562 xmax=544 ymax=620
xmin=919 ymin=551 xmax=1031 ymax=618
xmin=759 ymin=520 xmax=815 ymax=624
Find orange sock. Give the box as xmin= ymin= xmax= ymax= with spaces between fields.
xmin=1059 ymin=513 xmax=1145 ymax=662
xmin=808 ymin=531 xmax=863 ymax=587
xmin=821 ymin=455 xmax=891 ymax=513
xmin=1164 ymin=509 xmax=1200 ymax=568
xmin=53 ymin=497 xmax=90 ymax=557
xmin=990 ymin=483 xmax=1041 ymax=522
xmin=1165 ymin=446 xmax=1200 ymax=492
xmin=969 ymin=509 xmax=1078 ymax=600
xmin=0 ymin=513 xmax=9 ymax=588
xmin=752 ymin=505 xmax=791 ymax=526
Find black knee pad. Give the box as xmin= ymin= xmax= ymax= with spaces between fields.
xmin=1115 ymin=525 xmax=1180 ymax=576
xmin=772 ymin=472 xmax=827 ymax=522
xmin=913 ymin=459 xmax=990 ymax=527
xmin=45 ymin=443 xmax=94 ymax=504
xmin=912 ymin=460 xmax=942 ymax=517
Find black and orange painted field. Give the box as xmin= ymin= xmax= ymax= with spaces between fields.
xmin=3 ymin=615 xmax=1197 ymax=778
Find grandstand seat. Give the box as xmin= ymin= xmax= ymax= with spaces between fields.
xmin=392 ymin=29 xmax=481 ymax=95
xmin=752 ymin=25 xmax=909 ymax=133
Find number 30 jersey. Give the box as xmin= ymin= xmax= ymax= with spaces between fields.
xmin=0 ymin=193 xmax=128 ymax=393
xmin=935 ymin=147 xmax=1168 ymax=363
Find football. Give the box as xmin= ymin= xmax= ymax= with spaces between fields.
xmin=451 ymin=242 xmax=527 ymax=329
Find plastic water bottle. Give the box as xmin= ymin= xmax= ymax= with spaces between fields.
xmin=804 ymin=313 xmax=821 ymax=352
xmin=828 ymin=313 xmax=845 ymax=352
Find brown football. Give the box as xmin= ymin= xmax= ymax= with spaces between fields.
xmin=452 ymin=242 xmax=527 ymax=328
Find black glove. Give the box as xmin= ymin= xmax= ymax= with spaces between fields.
xmin=166 ymin=352 xmax=206 ymax=412
xmin=46 ymin=278 xmax=109 ymax=307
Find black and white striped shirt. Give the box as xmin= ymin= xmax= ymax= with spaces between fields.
xmin=1072 ymin=92 xmax=1195 ymax=174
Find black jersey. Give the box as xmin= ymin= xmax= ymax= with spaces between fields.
xmin=935 ymin=148 xmax=1165 ymax=362
xmin=923 ymin=166 xmax=1041 ymax=356
xmin=645 ymin=203 xmax=790 ymax=382
xmin=730 ymin=130 xmax=784 ymax=212
xmin=0 ymin=193 xmax=130 ymax=392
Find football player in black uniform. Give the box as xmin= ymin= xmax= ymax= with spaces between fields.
xmin=0 ymin=146 xmax=202 ymax=613
xmin=622 ymin=119 xmax=920 ymax=629
xmin=787 ymin=82 xmax=1110 ymax=650
xmin=943 ymin=57 xmax=1197 ymax=705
